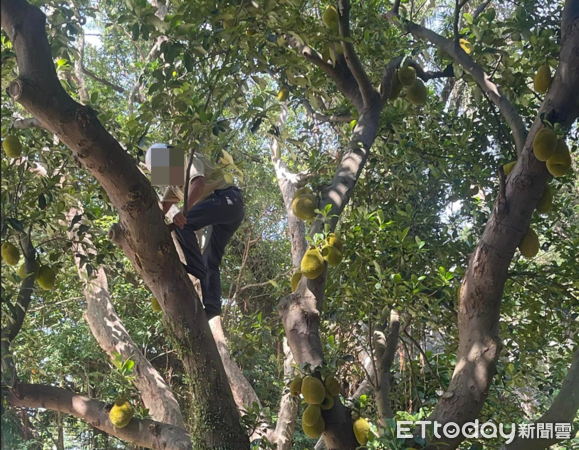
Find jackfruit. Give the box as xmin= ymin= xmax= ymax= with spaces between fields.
xmin=503 ymin=161 xmax=517 ymax=175
xmin=302 ymin=404 xmax=321 ymax=426
xmin=534 ymin=65 xmax=551 ymax=94
xmin=398 ymin=66 xmax=416 ymax=86
xmin=519 ymin=228 xmax=539 ymax=258
xmin=301 ymin=376 xmax=325 ymax=404
xmin=3 ymin=135 xmax=22 ymax=158
xmin=301 ymin=247 xmax=325 ymax=280
xmin=109 ymin=398 xmax=133 ymax=428
xmin=151 ymin=296 xmax=162 ymax=311
xmin=1 ymin=243 xmax=20 ymax=266
xmin=293 ymin=186 xmax=312 ymax=200
xmin=546 ymin=139 xmax=571 ymax=177
xmin=322 ymin=245 xmax=342 ymax=267
xmin=289 ymin=376 xmax=303 ymax=396
xmin=459 ymin=38 xmax=473 ymax=54
xmin=323 ymin=5 xmax=339 ymax=31
xmin=291 ymin=270 xmax=302 ymax=292
xmin=407 ymin=79 xmax=427 ymax=105
xmin=18 ymin=261 xmax=39 ymax=279
xmin=278 ymin=87 xmax=289 ymax=102
xmin=37 ymin=266 xmax=56 ymax=290
xmin=325 ymin=233 xmax=344 ymax=253
xmin=533 ymin=128 xmax=558 ymax=161
xmin=536 ymin=184 xmax=552 ymax=213
xmin=324 ymin=375 xmax=340 ymax=396
xmin=303 ymin=415 xmax=325 ymax=438
xmin=353 ymin=418 xmax=371 ymax=445
xmin=388 ymin=73 xmax=403 ymax=100
xmin=320 ymin=391 xmax=335 ymax=410
xmin=291 ymin=193 xmax=317 ymax=220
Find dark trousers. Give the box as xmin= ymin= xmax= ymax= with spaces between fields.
xmin=175 ymin=186 xmax=244 ymax=319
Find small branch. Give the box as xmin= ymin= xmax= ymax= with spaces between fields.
xmin=4 ymin=384 xmax=192 ymax=450
xmin=379 ymin=56 xmax=403 ymax=104
xmin=403 ymin=328 xmax=444 ymax=391
xmin=82 ymin=67 xmax=125 ymax=93
xmin=472 ymin=0 xmax=492 ymax=20
xmin=300 ymin=98 xmax=353 ymax=123
xmin=453 ymin=0 xmax=470 ymax=42
xmin=406 ymin=60 xmax=455 ymax=81
xmin=337 ymin=0 xmax=375 ymax=108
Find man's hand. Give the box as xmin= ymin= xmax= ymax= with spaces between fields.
xmin=173 ymin=211 xmax=187 ymax=229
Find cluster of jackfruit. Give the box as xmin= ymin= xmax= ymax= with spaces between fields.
xmin=2 ymin=135 xmax=22 ymax=158
xmin=388 ymin=64 xmax=428 ymax=106
xmin=109 ymin=398 xmax=134 ymax=428
xmin=503 ymin=127 xmax=572 ymax=260
xmin=289 ymin=373 xmax=341 ymax=439
xmin=292 ymin=233 xmax=345 ymax=287
xmin=533 ymin=128 xmax=571 ymax=178
xmin=291 ymin=187 xmax=317 ymax=221
xmin=2 ymin=242 xmax=56 ymax=289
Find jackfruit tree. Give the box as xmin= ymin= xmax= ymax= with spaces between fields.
xmin=1 ymin=0 xmax=578 ymax=449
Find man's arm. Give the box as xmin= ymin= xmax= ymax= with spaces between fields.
xmin=185 ymin=176 xmax=205 ymax=213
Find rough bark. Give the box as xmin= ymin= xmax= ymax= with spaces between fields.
xmin=501 ymin=349 xmax=579 ymax=450
xmin=4 ymin=384 xmax=192 ymax=450
xmin=66 ymin=207 xmax=184 ymax=428
xmin=1 ymin=1 xmax=247 ymax=447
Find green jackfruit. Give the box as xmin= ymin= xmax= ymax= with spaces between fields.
xmin=293 ymin=186 xmax=312 ymax=200
xmin=533 ymin=128 xmax=558 ymax=161
xmin=353 ymin=418 xmax=371 ymax=445
xmin=325 ymin=233 xmax=344 ymax=253
xmin=301 ymin=376 xmax=325 ymax=405
xmin=303 ymin=404 xmax=321 ymax=426
xmin=18 ymin=261 xmax=39 ymax=279
xmin=503 ymin=161 xmax=517 ymax=175
xmin=322 ymin=245 xmax=342 ymax=267
xmin=1 ymin=243 xmax=20 ymax=266
xmin=536 ymin=184 xmax=552 ymax=213
xmin=534 ymin=65 xmax=551 ymax=94
xmin=301 ymin=246 xmax=325 ymax=280
xmin=151 ymin=296 xmax=162 ymax=312
xmin=320 ymin=391 xmax=335 ymax=410
xmin=519 ymin=228 xmax=539 ymax=258
xmin=322 ymin=5 xmax=339 ymax=31
xmin=289 ymin=376 xmax=303 ymax=396
xmin=37 ymin=266 xmax=56 ymax=290
xmin=3 ymin=135 xmax=22 ymax=158
xmin=546 ymin=139 xmax=571 ymax=177
xmin=278 ymin=87 xmax=289 ymax=102
xmin=109 ymin=398 xmax=133 ymax=428
xmin=407 ymin=79 xmax=427 ymax=105
xmin=291 ymin=194 xmax=317 ymax=220
xmin=303 ymin=415 xmax=325 ymax=438
xmin=291 ymin=270 xmax=302 ymax=292
xmin=324 ymin=375 xmax=340 ymax=396
xmin=398 ymin=66 xmax=416 ymax=86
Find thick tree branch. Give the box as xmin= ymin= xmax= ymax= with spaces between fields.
xmin=501 ymin=349 xmax=579 ymax=450
xmin=385 ymin=12 xmax=527 ymax=154
xmin=288 ymin=37 xmax=364 ymax=110
xmin=66 ymin=207 xmax=184 ymax=428
xmin=11 ymin=116 xmax=43 ymax=129
xmin=82 ymin=67 xmax=125 ymax=93
xmin=379 ymin=56 xmax=404 ymax=104
xmin=4 ymin=384 xmax=192 ymax=450
xmin=337 ymin=0 xmax=376 ymax=108
xmin=374 ymin=311 xmax=401 ymax=424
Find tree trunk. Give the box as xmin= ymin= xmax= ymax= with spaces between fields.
xmin=67 ymin=207 xmax=185 ymax=428
xmin=1 ymin=1 xmax=248 ymax=447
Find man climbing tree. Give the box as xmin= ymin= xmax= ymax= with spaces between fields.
xmin=146 ymin=143 xmax=245 ymax=320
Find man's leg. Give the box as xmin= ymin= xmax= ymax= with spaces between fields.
xmin=202 ymin=189 xmax=244 ymax=319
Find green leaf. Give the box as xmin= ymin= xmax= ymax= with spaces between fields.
xmin=463 ymin=12 xmax=473 ymax=24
